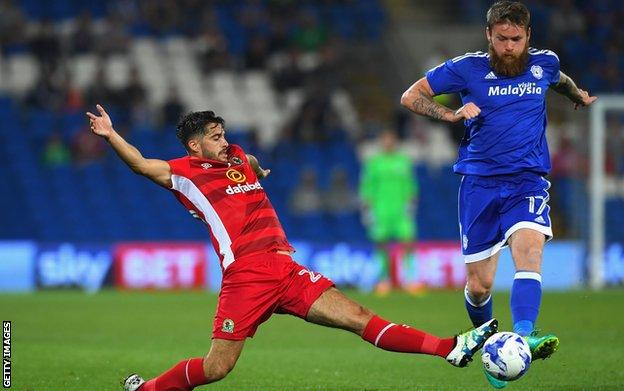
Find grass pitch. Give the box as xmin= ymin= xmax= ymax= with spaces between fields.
xmin=2 ymin=289 xmax=623 ymax=390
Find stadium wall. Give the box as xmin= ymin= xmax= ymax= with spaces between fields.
xmin=3 ymin=240 xmax=621 ymax=292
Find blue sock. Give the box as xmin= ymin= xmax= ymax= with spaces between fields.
xmin=464 ymin=286 xmax=493 ymax=327
xmin=511 ymin=271 xmax=542 ymax=336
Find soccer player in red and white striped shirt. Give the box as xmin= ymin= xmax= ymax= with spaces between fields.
xmin=87 ymin=105 xmax=498 ymax=391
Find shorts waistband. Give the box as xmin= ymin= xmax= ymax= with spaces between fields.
xmin=226 ymin=251 xmax=293 ymax=272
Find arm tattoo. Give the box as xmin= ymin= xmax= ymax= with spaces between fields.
xmin=410 ymin=90 xmax=453 ymax=121
xmin=551 ymin=72 xmax=584 ymax=104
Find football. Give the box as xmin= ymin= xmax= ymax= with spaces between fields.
xmin=482 ymin=332 xmax=532 ymax=381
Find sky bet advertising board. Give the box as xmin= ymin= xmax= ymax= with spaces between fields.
xmin=2 ymin=240 xmax=620 ymax=292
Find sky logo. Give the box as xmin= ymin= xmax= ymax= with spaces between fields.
xmin=37 ymin=244 xmax=112 ymax=292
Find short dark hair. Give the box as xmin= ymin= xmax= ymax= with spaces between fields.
xmin=486 ymin=1 xmax=530 ymax=32
xmin=176 ymin=110 xmax=225 ymax=150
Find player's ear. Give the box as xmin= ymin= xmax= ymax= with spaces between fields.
xmin=485 ymin=26 xmax=491 ymax=40
xmin=187 ymin=138 xmax=200 ymax=154
xmin=526 ymin=26 xmax=531 ymax=41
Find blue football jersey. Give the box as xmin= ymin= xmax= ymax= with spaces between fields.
xmin=426 ymin=48 xmax=560 ymax=176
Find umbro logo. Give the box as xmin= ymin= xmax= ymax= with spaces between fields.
xmin=201 ymin=163 xmax=212 ymax=169
xmin=485 ymin=71 xmax=497 ymax=80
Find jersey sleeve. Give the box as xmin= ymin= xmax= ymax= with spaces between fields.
xmin=545 ymin=50 xmax=561 ymax=85
xmin=167 ymin=157 xmax=188 ymax=176
xmin=425 ymin=57 xmax=470 ymax=95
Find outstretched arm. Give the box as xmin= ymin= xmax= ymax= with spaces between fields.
xmin=86 ymin=104 xmax=173 ymax=188
xmin=551 ymin=71 xmax=598 ymax=110
xmin=400 ymin=77 xmax=480 ymax=122
xmin=246 ymin=154 xmax=271 ymax=179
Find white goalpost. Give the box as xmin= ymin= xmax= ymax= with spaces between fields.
xmin=589 ymin=95 xmax=624 ymax=289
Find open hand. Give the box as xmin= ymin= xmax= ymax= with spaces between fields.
xmin=86 ymin=104 xmax=114 ymax=139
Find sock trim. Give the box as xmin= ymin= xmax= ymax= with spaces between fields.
xmin=464 ymin=287 xmax=491 ymax=308
xmin=514 ymin=271 xmax=542 ymax=282
xmin=184 ymin=359 xmax=191 ymax=386
xmin=375 ymin=323 xmax=395 ymax=346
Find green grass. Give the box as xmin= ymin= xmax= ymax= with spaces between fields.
xmin=2 ymin=289 xmax=623 ymax=390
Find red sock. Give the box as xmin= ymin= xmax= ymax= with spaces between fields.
xmin=139 ymin=358 xmax=208 ymax=391
xmin=362 ymin=315 xmax=455 ymax=358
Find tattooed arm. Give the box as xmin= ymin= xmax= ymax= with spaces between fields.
xmin=550 ymin=71 xmax=598 ymax=110
xmin=400 ymin=77 xmax=480 ymax=122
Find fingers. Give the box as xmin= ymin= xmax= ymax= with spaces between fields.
xmin=96 ymin=104 xmax=110 ymax=119
xmin=86 ymin=112 xmax=97 ymax=119
xmin=456 ymin=102 xmax=481 ymax=119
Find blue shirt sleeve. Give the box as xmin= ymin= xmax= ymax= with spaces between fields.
xmin=425 ymin=58 xmax=469 ymax=95
xmin=544 ymin=50 xmax=561 ymax=85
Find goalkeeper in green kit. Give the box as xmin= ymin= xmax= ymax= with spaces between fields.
xmin=359 ymin=129 xmax=419 ymax=295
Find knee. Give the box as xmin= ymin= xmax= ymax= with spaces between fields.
xmin=203 ymin=357 xmax=235 ymax=382
xmin=514 ymin=245 xmax=543 ymax=271
xmin=466 ymin=276 xmax=494 ymax=300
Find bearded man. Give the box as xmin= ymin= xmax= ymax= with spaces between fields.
xmin=400 ymin=1 xmax=597 ymax=388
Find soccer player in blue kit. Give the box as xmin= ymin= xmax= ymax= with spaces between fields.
xmin=400 ymin=1 xmax=597 ymax=388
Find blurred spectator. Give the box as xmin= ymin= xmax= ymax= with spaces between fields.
xmin=0 ymin=0 xmax=27 ymax=54
xmin=29 ymin=20 xmax=61 ymax=73
xmin=41 ymin=132 xmax=71 ymax=168
xmin=245 ymin=36 xmax=270 ymax=69
xmin=97 ymin=16 xmax=130 ymax=56
xmin=161 ymin=87 xmax=185 ymax=129
xmin=550 ymin=136 xmax=586 ymax=179
xmin=141 ymin=0 xmax=180 ymax=37
xmin=549 ymin=0 xmax=586 ymax=44
xmin=24 ymin=70 xmax=64 ymax=110
xmin=288 ymin=167 xmax=323 ymax=216
xmin=292 ymin=10 xmax=328 ymax=52
xmin=70 ymin=12 xmax=95 ymax=55
xmin=122 ymin=66 xmax=147 ymax=108
xmin=196 ymin=24 xmax=232 ymax=71
xmin=84 ymin=65 xmax=117 ymax=108
xmin=71 ymin=126 xmax=106 ymax=166
xmin=271 ymin=47 xmax=306 ymax=91
xmin=324 ymin=166 xmax=359 ymax=215
xmin=267 ymin=15 xmax=292 ymax=54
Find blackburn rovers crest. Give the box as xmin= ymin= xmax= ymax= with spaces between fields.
xmin=222 ymin=319 xmax=235 ymax=333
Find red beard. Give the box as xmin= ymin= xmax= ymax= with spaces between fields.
xmin=488 ymin=42 xmax=529 ymax=77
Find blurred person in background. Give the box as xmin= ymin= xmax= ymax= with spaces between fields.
xmin=324 ymin=166 xmax=359 ymax=215
xmin=288 ymin=167 xmax=323 ymax=216
xmin=400 ymin=1 xmax=597 ymax=388
xmin=359 ymin=129 xmax=419 ymax=295
xmin=41 ymin=132 xmax=71 ymax=168
xmin=87 ymin=104 xmax=497 ymax=391
xmin=160 ymin=86 xmax=184 ymax=129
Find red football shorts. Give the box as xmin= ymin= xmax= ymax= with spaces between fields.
xmin=212 ymin=252 xmax=334 ymax=340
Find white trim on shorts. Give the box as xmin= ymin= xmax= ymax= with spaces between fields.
xmin=464 ymin=221 xmax=553 ymax=263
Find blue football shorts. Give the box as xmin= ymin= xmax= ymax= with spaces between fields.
xmin=458 ymin=172 xmax=553 ymax=263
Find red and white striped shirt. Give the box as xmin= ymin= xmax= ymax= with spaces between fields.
xmin=168 ymin=144 xmax=293 ymax=271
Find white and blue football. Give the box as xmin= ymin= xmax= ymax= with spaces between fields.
xmin=482 ymin=332 xmax=532 ymax=381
